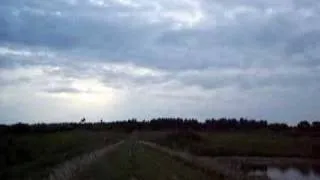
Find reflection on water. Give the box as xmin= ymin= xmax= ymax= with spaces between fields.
xmin=249 ymin=166 xmax=320 ymax=180
xmin=267 ymin=167 xmax=320 ymax=180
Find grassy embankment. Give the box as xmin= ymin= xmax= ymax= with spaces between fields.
xmin=0 ymin=130 xmax=126 ymax=180
xmin=72 ymin=140 xmax=221 ymax=180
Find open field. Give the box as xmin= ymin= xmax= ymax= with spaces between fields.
xmin=146 ymin=130 xmax=320 ymax=158
xmin=0 ymin=130 xmax=126 ymax=180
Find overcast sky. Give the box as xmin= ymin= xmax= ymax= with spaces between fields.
xmin=1 ymin=0 xmax=320 ymax=124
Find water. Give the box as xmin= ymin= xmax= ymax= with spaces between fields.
xmin=267 ymin=167 xmax=320 ymax=180
xmin=249 ymin=166 xmax=320 ymax=180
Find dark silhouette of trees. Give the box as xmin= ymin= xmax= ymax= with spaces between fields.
xmin=297 ymin=121 xmax=311 ymax=130
xmin=204 ymin=118 xmax=267 ymax=131
xmin=312 ymin=121 xmax=320 ymax=131
xmin=1 ymin=118 xmax=319 ymax=134
xmin=9 ymin=123 xmax=31 ymax=133
xmin=268 ymin=123 xmax=289 ymax=132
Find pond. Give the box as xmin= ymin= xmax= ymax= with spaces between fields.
xmin=248 ymin=166 xmax=320 ymax=180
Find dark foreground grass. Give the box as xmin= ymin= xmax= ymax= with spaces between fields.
xmin=72 ymin=140 xmax=220 ymax=180
xmin=0 ymin=130 xmax=126 ymax=180
xmin=148 ymin=131 xmax=320 ymax=158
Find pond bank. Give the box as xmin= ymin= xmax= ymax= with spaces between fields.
xmin=140 ymin=141 xmax=320 ymax=180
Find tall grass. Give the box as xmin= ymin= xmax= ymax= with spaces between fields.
xmin=0 ymin=130 xmax=126 ymax=180
xmin=46 ymin=141 xmax=123 ymax=180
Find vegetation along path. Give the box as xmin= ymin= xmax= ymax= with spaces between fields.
xmin=71 ymin=140 xmax=221 ymax=180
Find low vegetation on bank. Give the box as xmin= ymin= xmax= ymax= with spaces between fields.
xmin=0 ymin=130 xmax=126 ymax=180
xmin=151 ymin=130 xmax=320 ymax=158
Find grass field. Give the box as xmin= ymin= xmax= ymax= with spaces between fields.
xmin=71 ymin=139 xmax=220 ymax=180
xmin=147 ymin=131 xmax=320 ymax=158
xmin=2 ymin=130 xmax=320 ymax=180
xmin=0 ymin=130 xmax=126 ymax=180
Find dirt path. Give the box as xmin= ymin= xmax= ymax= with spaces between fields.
xmin=70 ymin=140 xmax=219 ymax=180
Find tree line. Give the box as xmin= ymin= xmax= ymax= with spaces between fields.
xmin=1 ymin=117 xmax=320 ymax=134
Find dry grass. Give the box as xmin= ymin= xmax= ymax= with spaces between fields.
xmin=46 ymin=141 xmax=124 ymax=180
xmin=147 ymin=131 xmax=320 ymax=158
xmin=139 ymin=141 xmax=227 ymax=179
xmin=140 ymin=140 xmax=320 ymax=180
xmin=1 ymin=130 xmax=127 ymax=180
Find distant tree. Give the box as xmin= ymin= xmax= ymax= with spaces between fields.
xmin=0 ymin=125 xmax=9 ymax=135
xmin=312 ymin=121 xmax=320 ymax=131
xmin=268 ymin=123 xmax=289 ymax=131
xmin=10 ymin=123 xmax=31 ymax=133
xmin=297 ymin=121 xmax=311 ymax=130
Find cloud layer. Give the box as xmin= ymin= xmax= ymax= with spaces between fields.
xmin=1 ymin=0 xmax=320 ymax=124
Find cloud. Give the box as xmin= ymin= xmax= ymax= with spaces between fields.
xmin=175 ymin=66 xmax=320 ymax=91
xmin=44 ymin=87 xmax=83 ymax=94
xmin=1 ymin=0 xmax=320 ymax=123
